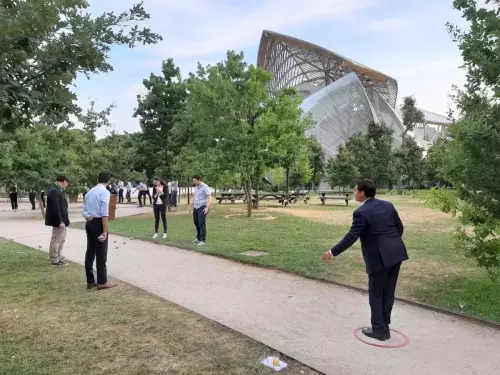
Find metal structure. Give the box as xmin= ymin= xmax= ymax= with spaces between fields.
xmin=258 ymin=30 xmax=398 ymax=108
xmin=257 ymin=30 xmax=451 ymax=156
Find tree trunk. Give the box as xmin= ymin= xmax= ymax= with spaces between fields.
xmin=254 ymin=180 xmax=260 ymax=209
xmin=187 ymin=185 xmax=191 ymax=205
xmin=243 ymin=180 xmax=252 ymax=217
xmin=285 ymin=167 xmax=290 ymax=199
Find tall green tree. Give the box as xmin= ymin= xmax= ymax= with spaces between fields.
xmin=172 ymin=51 xmax=271 ymax=216
xmin=425 ymin=138 xmax=451 ymax=187
xmin=327 ymin=145 xmax=360 ymax=190
xmin=427 ymin=0 xmax=500 ymax=276
xmin=393 ymin=137 xmax=425 ymax=191
xmin=400 ymin=96 xmax=425 ymax=141
xmin=0 ymin=0 xmax=162 ymax=132
xmin=306 ymin=136 xmax=326 ymax=191
xmin=134 ymin=59 xmax=187 ymax=180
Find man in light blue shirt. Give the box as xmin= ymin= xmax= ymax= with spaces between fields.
xmin=192 ymin=174 xmax=212 ymax=246
xmin=82 ymin=172 xmax=116 ymax=290
xmin=126 ymin=181 xmax=132 ymax=203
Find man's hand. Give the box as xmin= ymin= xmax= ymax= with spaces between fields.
xmin=98 ymin=233 xmax=107 ymax=242
xmin=59 ymin=222 xmax=65 ymax=228
xmin=321 ymin=250 xmax=334 ymax=263
xmin=203 ymin=206 xmax=209 ymax=214
xmin=84 ymin=216 xmax=93 ymax=222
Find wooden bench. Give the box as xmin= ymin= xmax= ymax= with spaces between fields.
xmin=251 ymin=195 xmax=287 ymax=208
xmin=318 ymin=194 xmax=350 ymax=206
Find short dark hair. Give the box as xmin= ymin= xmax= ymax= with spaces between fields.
xmin=55 ymin=175 xmax=68 ymax=183
xmin=98 ymin=172 xmax=111 ymax=184
xmin=356 ymin=179 xmax=376 ymax=198
xmin=192 ymin=174 xmax=202 ymax=181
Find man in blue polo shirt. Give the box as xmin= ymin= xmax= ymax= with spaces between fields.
xmin=191 ymin=175 xmax=212 ymax=246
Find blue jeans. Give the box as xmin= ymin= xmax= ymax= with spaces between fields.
xmin=193 ymin=206 xmax=207 ymax=242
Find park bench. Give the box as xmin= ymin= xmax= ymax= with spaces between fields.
xmin=251 ymin=194 xmax=287 ymax=208
xmin=216 ymin=195 xmax=245 ymax=204
xmin=318 ymin=193 xmax=350 ymax=206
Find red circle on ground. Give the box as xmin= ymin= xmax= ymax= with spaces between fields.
xmin=353 ymin=327 xmax=410 ymax=348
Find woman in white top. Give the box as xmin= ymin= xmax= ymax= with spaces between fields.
xmin=152 ymin=178 xmax=168 ymax=239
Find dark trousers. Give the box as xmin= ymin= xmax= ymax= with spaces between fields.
xmin=9 ymin=193 xmax=18 ymax=210
xmin=171 ymin=191 xmax=178 ymax=207
xmin=153 ymin=203 xmax=167 ymax=233
xmin=193 ymin=206 xmax=207 ymax=242
xmin=118 ymin=189 xmax=124 ymax=203
xmin=145 ymin=190 xmax=152 ymax=204
xmin=368 ymin=262 xmax=402 ymax=334
xmin=85 ymin=218 xmax=108 ymax=285
xmin=126 ymin=191 xmax=131 ymax=203
xmin=138 ymin=191 xmax=146 ymax=206
xmin=41 ymin=193 xmax=45 ymax=208
xmin=29 ymin=194 xmax=36 ymax=210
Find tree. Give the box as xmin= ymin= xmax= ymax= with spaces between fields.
xmin=134 ymin=59 xmax=187 ymax=180
xmin=426 ymin=0 xmax=500 ymax=277
xmin=393 ymin=137 xmax=425 ymax=192
xmin=400 ymin=96 xmax=425 ymax=141
xmin=306 ymin=136 xmax=325 ymax=191
xmin=425 ymin=138 xmax=451 ymax=187
xmin=172 ymin=51 xmax=271 ymax=216
xmin=327 ymin=145 xmax=360 ymax=190
xmin=0 ymin=0 xmax=162 ymax=132
xmin=256 ymin=88 xmax=314 ymax=198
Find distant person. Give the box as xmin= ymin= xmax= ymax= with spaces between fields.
xmin=28 ymin=189 xmax=37 ymax=210
xmin=322 ymin=179 xmax=408 ymax=341
xmin=145 ymin=182 xmax=152 ymax=205
xmin=40 ymin=189 xmax=46 ymax=208
xmin=191 ymin=175 xmax=212 ymax=246
xmin=9 ymin=184 xmax=18 ymax=211
xmin=170 ymin=179 xmax=179 ymax=208
xmin=135 ymin=182 xmax=148 ymax=207
xmin=118 ymin=180 xmax=124 ymax=203
xmin=152 ymin=178 xmax=168 ymax=239
xmin=45 ymin=176 xmax=70 ymax=266
xmin=82 ymin=172 xmax=117 ymax=290
xmin=126 ymin=181 xmax=132 ymax=203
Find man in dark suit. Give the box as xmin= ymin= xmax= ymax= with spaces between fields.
xmin=322 ymin=179 xmax=408 ymax=341
xmin=45 ymin=176 xmax=70 ymax=266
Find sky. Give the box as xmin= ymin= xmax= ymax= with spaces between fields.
xmin=78 ymin=0 xmax=467 ymax=135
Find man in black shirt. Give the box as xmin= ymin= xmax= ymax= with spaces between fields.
xmin=45 ymin=176 xmax=70 ymax=266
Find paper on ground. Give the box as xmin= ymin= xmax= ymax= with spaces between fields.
xmin=261 ymin=357 xmax=288 ymax=371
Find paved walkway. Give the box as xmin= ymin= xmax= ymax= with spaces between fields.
xmin=0 ymin=213 xmax=499 ymax=374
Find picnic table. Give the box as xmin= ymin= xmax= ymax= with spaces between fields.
xmin=215 ymin=192 xmax=245 ymax=204
xmin=317 ymin=192 xmax=350 ymax=206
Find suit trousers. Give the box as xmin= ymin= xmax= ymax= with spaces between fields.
xmin=85 ymin=218 xmax=108 ymax=285
xmin=368 ymin=262 xmax=402 ymax=334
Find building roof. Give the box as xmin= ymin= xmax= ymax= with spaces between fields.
xmin=257 ymin=30 xmax=399 ymax=108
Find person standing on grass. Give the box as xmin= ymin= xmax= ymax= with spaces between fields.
xmin=191 ymin=175 xmax=212 ymax=246
xmin=152 ymin=178 xmax=168 ymax=239
xmin=118 ymin=180 xmax=124 ymax=203
xmin=45 ymin=176 xmax=70 ymax=266
xmin=82 ymin=172 xmax=117 ymax=290
xmin=321 ymin=179 xmax=408 ymax=342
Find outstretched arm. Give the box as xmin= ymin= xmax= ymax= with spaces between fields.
xmin=330 ymin=210 xmax=366 ymax=256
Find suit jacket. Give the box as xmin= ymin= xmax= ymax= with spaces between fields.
xmin=152 ymin=183 xmax=168 ymax=205
xmin=331 ymin=198 xmax=408 ymax=274
xmin=45 ymin=185 xmax=70 ymax=227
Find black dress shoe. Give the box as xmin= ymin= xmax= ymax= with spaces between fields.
xmin=386 ymin=330 xmax=391 ymax=340
xmin=362 ymin=328 xmax=386 ymax=341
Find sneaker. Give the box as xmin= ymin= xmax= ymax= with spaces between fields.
xmin=197 ymin=241 xmax=206 ymax=246
xmin=152 ymin=233 xmax=158 ymax=239
xmin=51 ymin=261 xmax=66 ymax=266
xmin=59 ymin=256 xmax=66 ymax=262
xmin=190 ymin=239 xmax=199 ymax=243
xmin=162 ymin=233 xmax=167 ymax=239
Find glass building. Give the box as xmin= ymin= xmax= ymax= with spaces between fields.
xmin=257 ymin=30 xmax=451 ymax=157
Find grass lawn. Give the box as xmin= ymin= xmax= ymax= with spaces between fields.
xmin=0 ymin=239 xmax=318 ymax=375
xmin=75 ymin=195 xmax=500 ymax=325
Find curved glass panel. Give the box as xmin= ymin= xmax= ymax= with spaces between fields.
xmin=301 ymin=73 xmax=375 ymax=158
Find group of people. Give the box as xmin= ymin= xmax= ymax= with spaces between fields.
xmin=41 ymin=172 xmax=406 ymax=342
xmin=7 ymin=185 xmax=45 ymax=211
xmin=43 ymin=173 xmax=213 ymax=291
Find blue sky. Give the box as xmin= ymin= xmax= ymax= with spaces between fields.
xmin=79 ymin=0 xmax=466 ymax=135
